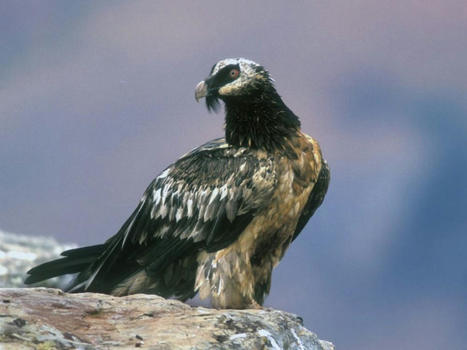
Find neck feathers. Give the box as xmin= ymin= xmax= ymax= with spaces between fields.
xmin=224 ymin=87 xmax=301 ymax=152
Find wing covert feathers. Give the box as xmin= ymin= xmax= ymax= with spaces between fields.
xmin=66 ymin=139 xmax=278 ymax=293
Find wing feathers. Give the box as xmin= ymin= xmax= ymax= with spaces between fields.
xmin=71 ymin=139 xmax=277 ymax=292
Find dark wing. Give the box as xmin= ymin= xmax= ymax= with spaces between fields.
xmin=69 ymin=138 xmax=277 ymax=292
xmin=292 ymin=160 xmax=330 ymax=241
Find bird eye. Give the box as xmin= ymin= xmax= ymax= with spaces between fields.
xmin=229 ymin=69 xmax=240 ymax=79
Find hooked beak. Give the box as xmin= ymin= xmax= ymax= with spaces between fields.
xmin=195 ymin=80 xmax=207 ymax=102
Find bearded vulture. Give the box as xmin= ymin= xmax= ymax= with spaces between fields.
xmin=25 ymin=58 xmax=330 ymax=309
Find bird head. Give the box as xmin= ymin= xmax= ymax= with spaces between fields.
xmin=195 ymin=58 xmax=272 ymax=112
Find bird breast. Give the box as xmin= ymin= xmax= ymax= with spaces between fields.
xmin=195 ymin=132 xmax=323 ymax=308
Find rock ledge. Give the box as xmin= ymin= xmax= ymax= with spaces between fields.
xmin=0 ymin=288 xmax=333 ymax=349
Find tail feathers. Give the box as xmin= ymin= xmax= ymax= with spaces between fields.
xmin=24 ymin=244 xmax=105 ymax=285
xmin=61 ymin=244 xmax=105 ymax=257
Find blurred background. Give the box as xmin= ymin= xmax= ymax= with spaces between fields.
xmin=1 ymin=1 xmax=466 ymax=349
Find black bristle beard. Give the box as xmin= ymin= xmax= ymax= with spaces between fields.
xmin=223 ymin=86 xmax=301 ymax=152
xmin=206 ymin=94 xmax=220 ymax=112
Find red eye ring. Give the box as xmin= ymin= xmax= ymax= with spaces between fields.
xmin=229 ymin=69 xmax=239 ymax=79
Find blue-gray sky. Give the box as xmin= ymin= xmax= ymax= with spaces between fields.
xmin=1 ymin=2 xmax=466 ymax=349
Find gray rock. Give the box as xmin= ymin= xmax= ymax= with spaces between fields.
xmin=0 ymin=288 xmax=334 ymax=349
xmin=0 ymin=229 xmax=76 ymax=289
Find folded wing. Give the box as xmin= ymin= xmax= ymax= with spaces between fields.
xmin=28 ymin=139 xmax=278 ymax=295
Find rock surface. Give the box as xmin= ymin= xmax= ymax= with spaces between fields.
xmin=0 ymin=288 xmax=334 ymax=349
xmin=0 ymin=230 xmax=76 ymax=289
